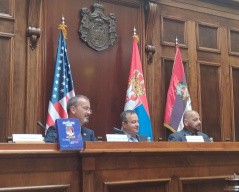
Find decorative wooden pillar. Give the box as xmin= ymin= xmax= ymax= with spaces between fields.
xmin=25 ymin=0 xmax=42 ymax=133
xmin=145 ymin=1 xmax=157 ymax=64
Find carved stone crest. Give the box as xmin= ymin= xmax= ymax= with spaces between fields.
xmin=79 ymin=2 xmax=117 ymax=51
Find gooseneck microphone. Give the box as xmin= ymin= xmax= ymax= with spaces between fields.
xmin=37 ymin=121 xmax=47 ymax=131
xmin=37 ymin=121 xmax=57 ymax=142
xmin=113 ymin=127 xmax=124 ymax=133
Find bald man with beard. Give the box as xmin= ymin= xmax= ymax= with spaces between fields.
xmin=168 ymin=110 xmax=210 ymax=142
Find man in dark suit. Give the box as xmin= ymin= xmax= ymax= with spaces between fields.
xmin=119 ymin=110 xmax=148 ymax=142
xmin=44 ymin=95 xmax=97 ymax=143
xmin=168 ymin=110 xmax=210 ymax=142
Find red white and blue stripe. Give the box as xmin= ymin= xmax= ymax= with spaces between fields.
xmin=46 ymin=31 xmax=75 ymax=128
xmin=124 ymin=37 xmax=153 ymax=140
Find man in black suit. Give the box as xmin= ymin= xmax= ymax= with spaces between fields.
xmin=44 ymin=95 xmax=97 ymax=143
xmin=168 ymin=110 xmax=210 ymax=142
xmin=119 ymin=110 xmax=148 ymax=142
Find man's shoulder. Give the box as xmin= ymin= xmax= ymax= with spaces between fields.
xmin=48 ymin=125 xmax=57 ymax=131
xmin=168 ymin=129 xmax=186 ymax=141
xmin=138 ymin=134 xmax=148 ymax=141
xmin=82 ymin=126 xmax=94 ymax=133
xmin=170 ymin=129 xmax=184 ymax=136
xmin=197 ymin=131 xmax=208 ymax=136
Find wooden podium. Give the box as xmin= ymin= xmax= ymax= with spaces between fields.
xmin=0 ymin=142 xmax=239 ymax=192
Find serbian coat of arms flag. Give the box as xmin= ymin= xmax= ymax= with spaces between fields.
xmin=164 ymin=45 xmax=192 ymax=132
xmin=124 ymin=36 xmax=153 ymax=140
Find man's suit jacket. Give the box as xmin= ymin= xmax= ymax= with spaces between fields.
xmin=136 ymin=134 xmax=148 ymax=142
xmin=168 ymin=128 xmax=210 ymax=142
xmin=117 ymin=130 xmax=148 ymax=142
xmin=44 ymin=125 xmax=97 ymax=143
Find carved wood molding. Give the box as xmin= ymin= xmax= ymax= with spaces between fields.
xmin=145 ymin=1 xmax=157 ymax=64
xmin=27 ymin=0 xmax=42 ymax=50
xmin=104 ymin=178 xmax=170 ymax=192
xmin=0 ymin=184 xmax=70 ymax=192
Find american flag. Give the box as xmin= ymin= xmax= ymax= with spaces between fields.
xmin=46 ymin=30 xmax=75 ymax=128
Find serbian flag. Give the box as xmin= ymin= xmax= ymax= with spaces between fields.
xmin=164 ymin=45 xmax=191 ymax=132
xmin=124 ymin=36 xmax=153 ymax=140
xmin=46 ymin=26 xmax=75 ymax=129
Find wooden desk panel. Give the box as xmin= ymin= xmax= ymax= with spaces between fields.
xmin=82 ymin=142 xmax=239 ymax=192
xmin=0 ymin=142 xmax=238 ymax=192
xmin=0 ymin=144 xmax=81 ymax=192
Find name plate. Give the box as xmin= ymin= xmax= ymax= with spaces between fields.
xmin=106 ymin=134 xmax=128 ymax=142
xmin=13 ymin=134 xmax=44 ymax=143
xmin=186 ymin=135 xmax=204 ymax=142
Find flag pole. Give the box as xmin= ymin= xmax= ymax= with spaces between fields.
xmin=133 ymin=26 xmax=139 ymax=42
xmin=46 ymin=16 xmax=75 ymax=129
xmin=58 ymin=16 xmax=67 ymax=39
xmin=133 ymin=26 xmax=136 ymax=35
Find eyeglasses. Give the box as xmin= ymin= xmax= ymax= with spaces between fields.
xmin=82 ymin=107 xmax=92 ymax=113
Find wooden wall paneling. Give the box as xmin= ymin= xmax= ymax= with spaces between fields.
xmin=187 ymin=20 xmax=198 ymax=111
xmin=11 ymin=0 xmax=29 ymax=138
xmin=0 ymin=184 xmax=70 ymax=192
xmin=43 ymin=0 xmax=145 ymax=140
xmin=229 ymin=26 xmax=239 ymax=142
xmin=229 ymin=28 xmax=239 ymax=56
xmin=220 ymin=27 xmax=231 ymax=141
xmin=161 ymin=15 xmax=187 ymax=47
xmin=196 ymin=22 xmax=220 ymax=53
xmin=156 ymin=0 xmax=239 ymax=21
xmin=103 ymin=179 xmax=169 ymax=192
xmin=181 ymin=176 xmax=226 ymax=192
xmin=0 ymin=36 xmax=13 ymax=141
xmin=197 ymin=61 xmax=222 ymax=141
xmin=0 ymin=0 xmax=14 ymax=17
xmin=230 ymin=66 xmax=239 ymax=141
xmin=0 ymin=0 xmax=15 ymax=141
xmin=25 ymin=0 xmax=42 ymax=134
xmin=150 ymin=2 xmax=161 ymax=140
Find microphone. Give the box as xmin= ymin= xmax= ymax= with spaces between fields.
xmin=113 ymin=127 xmax=140 ymax=141
xmin=37 ymin=121 xmax=47 ymax=131
xmin=37 ymin=121 xmax=54 ymax=135
xmin=113 ymin=127 xmax=124 ymax=134
xmin=37 ymin=121 xmax=57 ymax=142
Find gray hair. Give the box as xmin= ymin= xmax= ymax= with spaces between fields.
xmin=67 ymin=95 xmax=90 ymax=114
xmin=120 ymin=110 xmax=137 ymax=123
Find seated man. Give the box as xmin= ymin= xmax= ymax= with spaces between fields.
xmin=168 ymin=110 xmax=210 ymax=142
xmin=119 ymin=110 xmax=148 ymax=142
xmin=44 ymin=95 xmax=97 ymax=143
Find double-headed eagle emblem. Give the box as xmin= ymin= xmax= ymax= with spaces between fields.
xmin=79 ymin=2 xmax=117 ymax=51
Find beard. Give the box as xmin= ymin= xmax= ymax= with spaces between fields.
xmin=82 ymin=118 xmax=89 ymax=125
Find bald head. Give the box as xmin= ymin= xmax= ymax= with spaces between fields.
xmin=183 ymin=110 xmax=201 ymax=133
xmin=183 ymin=110 xmax=199 ymax=120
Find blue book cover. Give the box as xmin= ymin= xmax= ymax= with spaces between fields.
xmin=56 ymin=118 xmax=84 ymax=150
